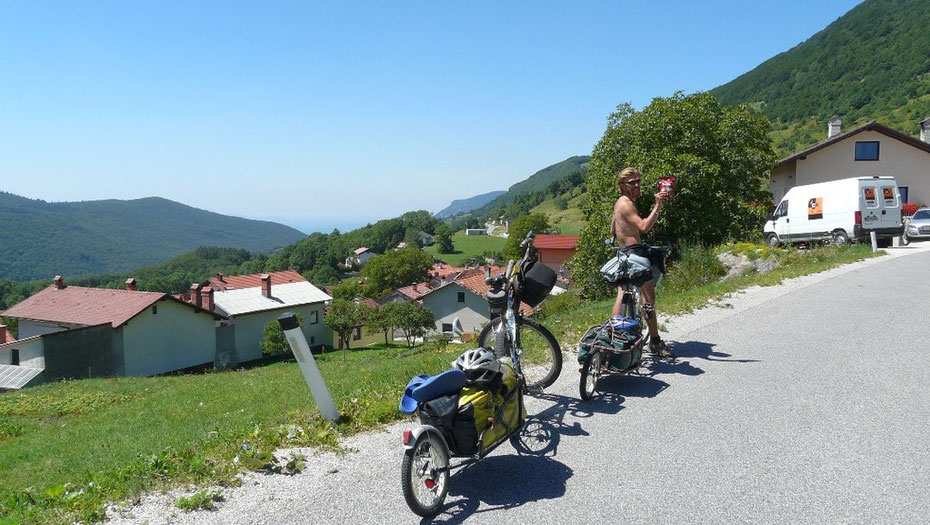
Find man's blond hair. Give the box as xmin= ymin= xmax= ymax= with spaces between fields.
xmin=617 ymin=167 xmax=641 ymax=190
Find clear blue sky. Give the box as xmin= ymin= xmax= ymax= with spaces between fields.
xmin=0 ymin=0 xmax=862 ymax=234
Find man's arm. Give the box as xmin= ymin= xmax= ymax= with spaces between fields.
xmin=616 ymin=194 xmax=664 ymax=234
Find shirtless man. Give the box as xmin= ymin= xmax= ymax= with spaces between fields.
xmin=610 ymin=167 xmax=672 ymax=359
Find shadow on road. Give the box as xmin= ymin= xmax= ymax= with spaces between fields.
xmin=424 ymin=454 xmax=572 ymax=525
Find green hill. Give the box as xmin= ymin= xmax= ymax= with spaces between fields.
xmin=0 ymin=192 xmax=306 ymax=281
xmin=506 ymin=155 xmax=590 ymax=196
xmin=711 ymin=0 xmax=930 ymax=154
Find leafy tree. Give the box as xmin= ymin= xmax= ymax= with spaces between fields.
xmin=390 ymin=301 xmax=435 ymax=350
xmin=360 ymin=247 xmax=433 ymax=297
xmin=554 ymin=196 xmax=569 ymax=211
xmin=435 ymin=224 xmax=455 ymax=254
xmin=570 ymin=92 xmax=775 ymax=299
xmin=366 ymin=304 xmax=394 ymax=345
xmin=504 ymin=214 xmax=550 ymax=259
xmin=260 ymin=313 xmax=305 ymax=356
xmin=324 ymin=299 xmax=365 ymax=359
xmin=331 ymin=278 xmax=366 ymax=301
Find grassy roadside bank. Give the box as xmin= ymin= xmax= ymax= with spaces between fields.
xmin=0 ymin=244 xmax=879 ymax=524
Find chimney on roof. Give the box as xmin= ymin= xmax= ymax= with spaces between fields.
xmin=828 ymin=115 xmax=842 ymax=139
xmin=261 ymin=274 xmax=272 ymax=298
xmin=53 ymin=275 xmax=64 ymax=290
xmin=125 ymin=278 xmax=137 ymax=291
xmin=0 ymin=325 xmax=8 ymax=344
xmin=921 ymin=117 xmax=930 ymax=143
xmin=190 ymin=283 xmax=203 ymax=308
xmin=201 ymin=286 xmax=214 ymax=312
xmin=216 ymin=273 xmax=225 ymax=283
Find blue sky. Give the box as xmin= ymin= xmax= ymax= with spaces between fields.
xmin=0 ymin=0 xmax=862 ymax=233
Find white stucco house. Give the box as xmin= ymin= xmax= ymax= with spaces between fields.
xmin=419 ymin=269 xmax=532 ymax=338
xmin=205 ymin=271 xmax=332 ymax=362
xmin=771 ymin=117 xmax=930 ymax=205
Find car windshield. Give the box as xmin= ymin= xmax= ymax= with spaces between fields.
xmin=913 ymin=210 xmax=930 ymax=220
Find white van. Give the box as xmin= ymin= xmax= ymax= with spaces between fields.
xmin=764 ymin=176 xmax=904 ymax=247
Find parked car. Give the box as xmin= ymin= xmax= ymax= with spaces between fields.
xmin=764 ymin=176 xmax=904 ymax=248
xmin=903 ymin=208 xmax=930 ymax=245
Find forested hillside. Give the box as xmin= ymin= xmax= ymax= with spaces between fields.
xmin=711 ymin=0 xmax=930 ymax=154
xmin=0 ymin=192 xmax=306 ymax=281
xmin=445 ymin=156 xmax=589 ymax=225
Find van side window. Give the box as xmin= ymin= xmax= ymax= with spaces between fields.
xmin=863 ymin=187 xmax=878 ymax=208
xmin=774 ymin=200 xmax=788 ymax=218
xmin=881 ymin=186 xmax=898 ymax=207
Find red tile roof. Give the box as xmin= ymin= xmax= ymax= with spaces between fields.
xmin=395 ymin=282 xmax=435 ymax=301
xmin=209 ymin=270 xmax=306 ymax=291
xmin=1 ymin=285 xmax=167 ymax=328
xmin=534 ymin=235 xmax=579 ymax=250
xmin=354 ymin=247 xmax=370 ymax=255
xmin=431 ymin=263 xmax=466 ymax=279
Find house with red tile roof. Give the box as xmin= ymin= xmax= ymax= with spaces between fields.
xmin=345 ymin=247 xmax=375 ymax=267
xmin=533 ymin=234 xmax=578 ymax=279
xmin=0 ymin=276 xmax=224 ymax=389
xmin=419 ymin=266 xmax=533 ymax=338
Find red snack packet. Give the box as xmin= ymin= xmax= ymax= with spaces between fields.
xmin=658 ymin=176 xmax=676 ymax=198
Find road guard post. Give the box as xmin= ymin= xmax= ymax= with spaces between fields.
xmin=278 ymin=312 xmax=340 ymax=422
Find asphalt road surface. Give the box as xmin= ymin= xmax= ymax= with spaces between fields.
xmin=109 ymin=246 xmax=930 ymax=525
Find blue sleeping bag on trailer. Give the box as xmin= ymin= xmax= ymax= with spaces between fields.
xmin=398 ymin=369 xmax=467 ymax=414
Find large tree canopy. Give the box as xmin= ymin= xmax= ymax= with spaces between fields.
xmin=360 ymin=247 xmax=434 ymax=297
xmin=570 ymin=92 xmax=776 ymax=298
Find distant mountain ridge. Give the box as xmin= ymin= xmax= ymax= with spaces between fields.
xmin=0 ymin=192 xmax=307 ymax=281
xmin=435 ymin=190 xmax=506 ymax=218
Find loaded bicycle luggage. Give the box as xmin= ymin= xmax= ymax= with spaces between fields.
xmin=577 ymin=315 xmax=646 ymax=400
xmin=398 ymin=348 xmax=527 ymax=517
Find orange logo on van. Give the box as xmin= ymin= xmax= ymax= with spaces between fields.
xmin=882 ymin=187 xmax=896 ymax=206
xmin=808 ymin=197 xmax=823 ymax=220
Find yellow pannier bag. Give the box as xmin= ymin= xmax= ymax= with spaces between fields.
xmin=457 ymin=358 xmax=526 ymax=452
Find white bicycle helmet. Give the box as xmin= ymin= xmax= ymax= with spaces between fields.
xmin=452 ymin=348 xmax=502 ymax=386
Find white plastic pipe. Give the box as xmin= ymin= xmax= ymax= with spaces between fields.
xmin=870 ymin=231 xmax=878 ymax=252
xmin=278 ymin=313 xmax=340 ymax=422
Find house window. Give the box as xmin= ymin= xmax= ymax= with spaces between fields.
xmin=442 ymin=323 xmax=453 ymax=334
xmin=900 ymin=186 xmax=909 ymax=203
xmin=310 ymin=310 xmax=319 ymax=324
xmin=152 ymin=306 xmax=157 ymax=315
xmin=457 ymin=291 xmax=465 ymax=303
xmin=353 ymin=326 xmax=361 ymax=340
xmin=854 ymin=141 xmax=880 ymax=161
xmin=11 ymin=349 xmax=19 ymax=366
xmin=310 ymin=336 xmax=315 ymax=345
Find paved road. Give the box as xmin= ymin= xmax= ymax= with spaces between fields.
xmin=110 ymin=246 xmax=930 ymax=525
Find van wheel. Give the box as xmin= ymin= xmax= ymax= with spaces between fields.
xmin=766 ymin=234 xmax=780 ymax=248
xmin=832 ymin=230 xmax=849 ymax=246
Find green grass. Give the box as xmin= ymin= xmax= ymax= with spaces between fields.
xmin=0 ymin=342 xmax=461 ymax=525
xmin=530 ymin=192 xmax=586 ymax=236
xmin=424 ymin=232 xmax=507 ymax=266
xmin=0 ymin=243 xmax=880 ymax=524
xmin=176 ymin=488 xmax=224 ymax=512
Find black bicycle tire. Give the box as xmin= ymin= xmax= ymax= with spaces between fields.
xmin=579 ymin=350 xmax=600 ymax=400
xmin=401 ymin=433 xmax=449 ymax=517
xmin=477 ymin=316 xmax=562 ymax=391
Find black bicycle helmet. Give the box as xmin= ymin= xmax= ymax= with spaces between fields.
xmin=452 ymin=348 xmax=502 ymax=386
